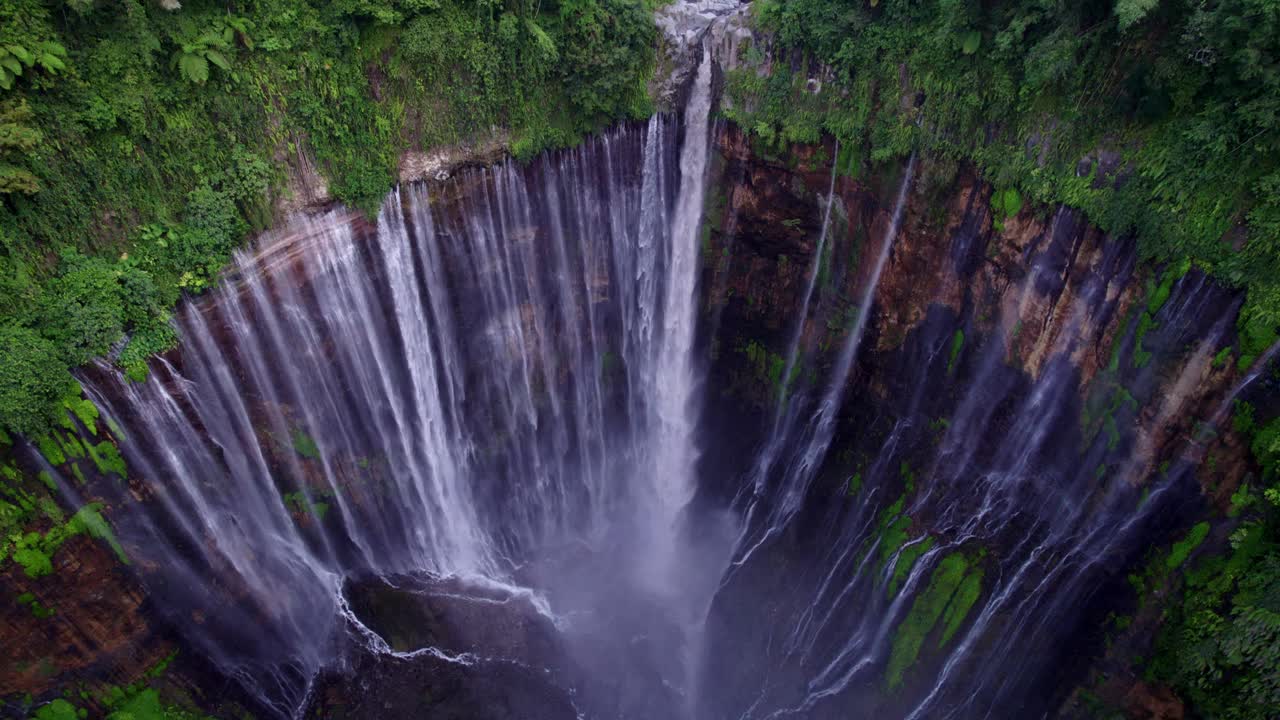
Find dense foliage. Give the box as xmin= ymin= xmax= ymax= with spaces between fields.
xmin=0 ymin=0 xmax=655 ymax=435
xmin=1148 ymin=404 xmax=1280 ymax=719
xmin=725 ymin=0 xmax=1280 ymax=361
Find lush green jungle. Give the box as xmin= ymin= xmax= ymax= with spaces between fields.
xmin=1 ymin=0 xmax=1279 ymax=718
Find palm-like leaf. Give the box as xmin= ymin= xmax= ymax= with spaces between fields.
xmin=177 ymin=53 xmax=209 ymax=84
xmin=36 ymin=52 xmax=66 ymax=74
xmin=203 ymin=49 xmax=231 ymax=72
xmin=5 ymin=44 xmax=33 ymax=65
xmin=197 ymin=32 xmax=230 ymax=49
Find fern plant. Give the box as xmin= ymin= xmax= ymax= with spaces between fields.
xmin=0 ymin=100 xmax=42 ymax=194
xmin=170 ymin=18 xmax=253 ymax=85
xmin=0 ymin=42 xmax=68 ymax=90
xmin=171 ymin=33 xmax=231 ymax=84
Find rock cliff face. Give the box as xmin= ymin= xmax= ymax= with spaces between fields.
xmin=0 ymin=535 xmax=164 ymax=698
xmin=693 ymin=123 xmax=1256 ymax=719
xmin=698 ymin=124 xmax=1247 ymax=484
xmin=1 ymin=111 xmax=1264 ymax=719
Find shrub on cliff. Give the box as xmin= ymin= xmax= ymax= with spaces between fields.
xmin=0 ymin=323 xmax=66 ymax=435
xmin=1151 ymin=409 xmax=1280 ymax=719
xmin=36 ymin=251 xmax=126 ymax=365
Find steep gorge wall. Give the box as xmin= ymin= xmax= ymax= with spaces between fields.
xmin=694 ymin=122 xmax=1262 ymax=719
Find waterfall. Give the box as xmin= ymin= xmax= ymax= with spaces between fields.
xmin=733 ymin=154 xmax=918 ymax=564
xmin=77 ymin=118 xmax=717 ymax=713
xmin=776 ymin=138 xmax=840 ymax=412
xmin=645 ymin=43 xmax=714 ymax=590
xmin=698 ymin=184 xmax=1250 ymax=719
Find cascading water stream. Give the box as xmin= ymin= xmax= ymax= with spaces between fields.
xmin=645 ymin=42 xmax=714 ymax=591
xmin=697 ymin=173 xmax=1256 ymax=720
xmin=732 ymin=153 xmax=918 ymax=568
xmin=776 ymin=138 xmax=841 ymax=412
xmin=738 ymin=141 xmax=844 ymax=502
xmin=807 ymin=154 xmax=918 ymax=462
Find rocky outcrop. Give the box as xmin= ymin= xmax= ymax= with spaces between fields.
xmin=306 ymin=576 xmax=578 ymax=720
xmin=699 ymin=121 xmax=1253 ymax=488
xmin=308 ymin=648 xmax=577 ymax=720
xmin=653 ymin=0 xmax=752 ymax=110
xmin=0 ymin=424 xmax=267 ymax=719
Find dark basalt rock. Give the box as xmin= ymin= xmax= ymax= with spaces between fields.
xmin=306 ymin=574 xmax=578 ymax=720
xmin=343 ymin=574 xmax=566 ymax=666
xmin=306 ymin=646 xmax=578 ymax=720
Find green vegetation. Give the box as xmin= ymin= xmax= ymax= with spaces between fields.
xmin=740 ymin=339 xmax=801 ymax=395
xmin=1147 ymin=409 xmax=1280 ymax=718
xmin=23 ymin=652 xmax=213 ymax=720
xmin=847 ymin=471 xmax=863 ymax=496
xmin=1164 ymin=520 xmax=1209 ymax=569
xmin=1149 ymin=519 xmax=1279 ymax=719
xmin=290 ymin=428 xmax=320 ymax=460
xmin=888 ymin=534 xmax=934 ymax=597
xmin=1131 ymin=259 xmax=1193 ymax=368
xmin=16 ymin=591 xmax=56 ymax=618
xmin=898 ymin=460 xmax=915 ymax=492
xmin=2 ymin=502 xmax=127 ymax=577
xmin=726 ymin=0 xmax=1280 ymax=353
xmin=937 ymin=567 xmax=983 ymax=647
xmin=282 ymin=489 xmax=330 ymax=521
xmin=1213 ymin=345 xmax=1233 ymax=369
xmin=946 ymin=329 xmax=964 ymax=375
xmin=885 ymin=551 xmax=983 ymax=690
xmin=105 ymin=688 xmax=209 ymax=720
xmin=877 ymin=513 xmax=912 ymax=570
xmin=0 ymin=0 xmax=656 ymax=436
xmin=1082 ymin=382 xmax=1138 ymax=451
xmin=873 ymin=492 xmax=913 ymax=574
xmin=3 ymin=425 xmax=129 ymax=577
xmin=990 ymin=187 xmax=1022 ymax=233
xmin=32 ymin=699 xmax=78 ymax=720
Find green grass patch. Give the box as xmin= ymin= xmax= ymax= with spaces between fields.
xmin=0 ymin=502 xmax=127 ymax=576
xmin=938 ymin=567 xmax=984 ymax=648
xmin=283 ymin=490 xmax=331 ymax=521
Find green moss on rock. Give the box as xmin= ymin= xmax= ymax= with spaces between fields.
xmin=885 ymin=550 xmax=985 ymax=691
